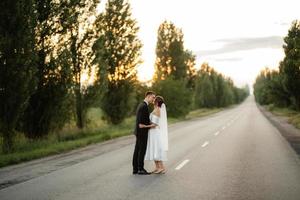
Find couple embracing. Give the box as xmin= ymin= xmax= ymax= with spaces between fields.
xmin=132 ymin=91 xmax=168 ymax=175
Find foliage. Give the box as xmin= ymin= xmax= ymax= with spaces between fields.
xmin=194 ymin=63 xmax=248 ymax=108
xmin=0 ymin=2 xmax=251 ymax=154
xmin=93 ymin=0 xmax=142 ymax=124
xmin=254 ymin=20 xmax=300 ymax=110
xmin=153 ymin=21 xmax=198 ymax=117
xmin=60 ymin=0 xmax=101 ymax=129
xmin=0 ymin=0 xmax=38 ymax=152
xmin=21 ymin=0 xmax=74 ymax=138
xmin=280 ymin=20 xmax=300 ymax=110
xmin=152 ymin=77 xmax=192 ymax=118
xmin=154 ymin=21 xmax=196 ymax=84
xmin=254 ymin=68 xmax=290 ymax=107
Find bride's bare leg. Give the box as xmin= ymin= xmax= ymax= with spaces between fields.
xmin=151 ymin=161 xmax=159 ymax=173
xmin=160 ymin=161 xmax=164 ymax=169
xmin=155 ymin=161 xmax=159 ymax=169
xmin=153 ymin=161 xmax=163 ymax=174
xmin=158 ymin=161 xmax=162 ymax=169
xmin=161 ymin=161 xmax=167 ymax=173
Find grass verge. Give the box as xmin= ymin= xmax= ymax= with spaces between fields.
xmin=266 ymin=105 xmax=300 ymax=129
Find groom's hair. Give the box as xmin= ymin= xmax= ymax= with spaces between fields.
xmin=145 ymin=91 xmax=155 ymax=97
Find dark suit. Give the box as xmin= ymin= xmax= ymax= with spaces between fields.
xmin=132 ymin=101 xmax=151 ymax=171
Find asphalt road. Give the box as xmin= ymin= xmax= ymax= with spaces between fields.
xmin=1 ymin=96 xmax=300 ymax=200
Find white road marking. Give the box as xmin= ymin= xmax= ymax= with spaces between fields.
xmin=214 ymin=131 xmax=220 ymax=136
xmin=202 ymin=141 xmax=209 ymax=147
xmin=175 ymin=159 xmax=190 ymax=170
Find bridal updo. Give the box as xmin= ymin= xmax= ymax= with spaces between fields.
xmin=154 ymin=96 xmax=164 ymax=107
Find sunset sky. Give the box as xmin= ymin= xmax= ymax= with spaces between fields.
xmin=98 ymin=0 xmax=300 ymax=88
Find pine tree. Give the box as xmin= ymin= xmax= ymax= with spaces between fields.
xmin=0 ymin=0 xmax=37 ymax=152
xmin=93 ymin=0 xmax=142 ymax=124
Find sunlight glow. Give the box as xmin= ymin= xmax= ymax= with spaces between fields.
xmin=97 ymin=0 xmax=300 ymax=87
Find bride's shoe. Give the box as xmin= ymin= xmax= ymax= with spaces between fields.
xmin=151 ymin=169 xmax=159 ymax=173
xmin=154 ymin=168 xmax=166 ymax=174
xmin=153 ymin=169 xmax=163 ymax=174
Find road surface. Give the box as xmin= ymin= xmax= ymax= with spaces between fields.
xmin=1 ymin=96 xmax=300 ymax=200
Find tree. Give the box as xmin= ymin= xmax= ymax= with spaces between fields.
xmin=194 ymin=63 xmax=248 ymax=108
xmin=194 ymin=63 xmax=217 ymax=108
xmin=0 ymin=0 xmax=37 ymax=152
xmin=152 ymin=21 xmax=196 ymax=117
xmin=21 ymin=0 xmax=75 ymax=138
xmin=154 ymin=21 xmax=195 ymax=83
xmin=59 ymin=0 xmax=101 ymax=129
xmin=254 ymin=67 xmax=290 ymax=107
xmin=93 ymin=0 xmax=142 ymax=124
xmin=268 ymin=67 xmax=290 ymax=107
xmin=281 ymin=20 xmax=300 ymax=110
xmin=154 ymin=21 xmax=175 ymax=81
xmin=184 ymin=50 xmax=197 ymax=90
xmin=21 ymin=51 xmax=74 ymax=138
xmin=168 ymin=29 xmax=186 ymax=80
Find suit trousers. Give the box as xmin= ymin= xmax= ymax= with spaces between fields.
xmin=132 ymin=132 xmax=148 ymax=171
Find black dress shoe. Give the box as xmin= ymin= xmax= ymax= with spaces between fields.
xmin=133 ymin=171 xmax=138 ymax=175
xmin=137 ymin=169 xmax=151 ymax=175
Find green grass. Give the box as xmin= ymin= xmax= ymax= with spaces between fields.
xmin=0 ymin=107 xmax=222 ymax=168
xmin=266 ymin=105 xmax=300 ymax=129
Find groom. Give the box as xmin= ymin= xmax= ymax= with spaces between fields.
xmin=132 ymin=91 xmax=156 ymax=175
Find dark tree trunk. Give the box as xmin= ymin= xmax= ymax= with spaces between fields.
xmin=75 ymin=84 xmax=84 ymax=129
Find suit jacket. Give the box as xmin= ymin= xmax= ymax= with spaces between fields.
xmin=134 ymin=101 xmax=150 ymax=135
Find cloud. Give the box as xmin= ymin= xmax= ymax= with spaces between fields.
xmin=275 ymin=21 xmax=290 ymax=26
xmin=196 ymin=36 xmax=284 ymax=56
xmin=212 ymin=57 xmax=243 ymax=62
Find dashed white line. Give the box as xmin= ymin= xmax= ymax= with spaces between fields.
xmin=201 ymin=141 xmax=209 ymax=147
xmin=175 ymin=159 xmax=190 ymax=170
xmin=214 ymin=131 xmax=220 ymax=136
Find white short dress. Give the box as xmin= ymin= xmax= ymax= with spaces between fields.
xmin=145 ymin=113 xmax=167 ymax=161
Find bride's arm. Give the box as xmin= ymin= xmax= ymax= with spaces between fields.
xmin=139 ymin=124 xmax=156 ymax=128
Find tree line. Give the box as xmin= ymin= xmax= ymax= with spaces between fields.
xmin=0 ymin=0 xmax=249 ymax=153
xmin=254 ymin=20 xmax=300 ymax=110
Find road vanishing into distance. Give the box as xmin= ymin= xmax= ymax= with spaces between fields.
xmin=1 ymin=96 xmax=300 ymax=200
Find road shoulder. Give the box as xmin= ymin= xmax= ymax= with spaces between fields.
xmin=258 ymin=104 xmax=300 ymax=156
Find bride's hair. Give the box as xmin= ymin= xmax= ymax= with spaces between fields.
xmin=154 ymin=96 xmax=164 ymax=107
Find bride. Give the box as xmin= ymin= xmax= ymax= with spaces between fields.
xmin=145 ymin=96 xmax=168 ymax=174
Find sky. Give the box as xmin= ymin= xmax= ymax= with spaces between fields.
xmin=98 ymin=0 xmax=300 ymax=88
